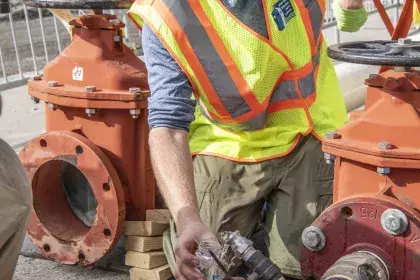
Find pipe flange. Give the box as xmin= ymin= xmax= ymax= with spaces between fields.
xmin=302 ymin=226 xmax=326 ymax=252
xmin=380 ymin=208 xmax=408 ymax=236
xmin=19 ymin=131 xmax=126 ymax=265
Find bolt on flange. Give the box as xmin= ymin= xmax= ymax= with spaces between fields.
xmin=48 ymin=103 xmax=58 ymax=111
xmin=109 ymin=19 xmax=120 ymax=25
xmin=377 ymin=167 xmax=391 ymax=175
xmin=381 ymin=209 xmax=408 ymax=236
xmin=32 ymin=75 xmax=42 ymax=81
xmin=324 ymin=153 xmax=336 ymax=165
xmin=85 ymin=108 xmax=97 ymax=117
xmin=85 ymin=86 xmax=96 ymax=93
xmin=129 ymin=87 xmax=140 ymax=94
xmin=325 ymin=131 xmax=341 ymax=139
xmin=302 ymin=226 xmax=326 ymax=251
xmin=378 ymin=141 xmax=392 ymax=149
xmin=130 ymin=109 xmax=141 ymax=119
xmin=48 ymin=81 xmax=59 ymax=87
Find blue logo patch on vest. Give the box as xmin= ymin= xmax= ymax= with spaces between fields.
xmin=272 ymin=0 xmax=296 ymax=31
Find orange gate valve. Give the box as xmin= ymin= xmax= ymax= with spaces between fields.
xmin=18 ymin=7 xmax=156 ymax=266
xmin=301 ymin=39 xmax=420 ymax=280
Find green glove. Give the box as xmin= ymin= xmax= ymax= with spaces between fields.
xmin=332 ymin=0 xmax=368 ymax=32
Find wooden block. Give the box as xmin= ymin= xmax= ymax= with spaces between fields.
xmin=146 ymin=209 xmax=171 ymax=223
xmin=126 ymin=236 xmax=163 ymax=252
xmin=130 ymin=265 xmax=172 ymax=280
xmin=125 ymin=251 xmax=168 ymax=269
xmin=124 ymin=221 xmax=169 ymax=236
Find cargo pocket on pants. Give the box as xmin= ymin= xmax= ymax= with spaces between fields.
xmin=194 ymin=175 xmax=217 ymax=225
xmin=315 ymin=177 xmax=333 ymax=214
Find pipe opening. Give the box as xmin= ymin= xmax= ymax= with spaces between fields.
xmin=33 ymin=160 xmax=98 ymax=241
xmin=321 ymin=251 xmax=389 ymax=280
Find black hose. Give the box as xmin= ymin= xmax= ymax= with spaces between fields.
xmin=0 ymin=0 xmax=10 ymax=14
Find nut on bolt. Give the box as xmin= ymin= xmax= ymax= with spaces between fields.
xmin=48 ymin=103 xmax=58 ymax=111
xmin=325 ymin=131 xmax=341 ymax=139
xmin=377 ymin=167 xmax=391 ymax=175
xmin=398 ymin=38 xmax=412 ymax=45
xmin=85 ymin=86 xmax=96 ymax=93
xmin=109 ymin=19 xmax=120 ymax=25
xmin=302 ymin=226 xmax=326 ymax=251
xmin=85 ymin=108 xmax=97 ymax=117
xmin=378 ymin=141 xmax=392 ymax=149
xmin=48 ymin=81 xmax=59 ymax=87
xmin=129 ymin=87 xmax=140 ymax=94
xmin=381 ymin=208 xmax=408 ymax=235
xmin=130 ymin=109 xmax=141 ymax=119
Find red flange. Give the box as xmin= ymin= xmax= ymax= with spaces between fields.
xmin=302 ymin=195 xmax=420 ymax=279
xmin=19 ymin=131 xmax=125 ymax=265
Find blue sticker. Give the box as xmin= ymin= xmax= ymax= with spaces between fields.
xmin=272 ymin=0 xmax=296 ymax=31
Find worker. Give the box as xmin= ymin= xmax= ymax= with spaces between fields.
xmin=0 ymin=94 xmax=32 ymax=280
xmin=128 ymin=0 xmax=367 ymax=279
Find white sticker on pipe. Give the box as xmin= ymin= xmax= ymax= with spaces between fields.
xmin=72 ymin=66 xmax=83 ymax=81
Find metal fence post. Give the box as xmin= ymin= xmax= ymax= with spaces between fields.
xmin=9 ymin=13 xmax=23 ymax=79
xmin=24 ymin=5 xmax=39 ymax=75
xmin=0 ymin=47 xmax=8 ymax=83
xmin=53 ymin=15 xmax=62 ymax=53
xmin=38 ymin=8 xmax=49 ymax=63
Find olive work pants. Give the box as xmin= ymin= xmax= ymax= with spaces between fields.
xmin=163 ymin=135 xmax=333 ymax=279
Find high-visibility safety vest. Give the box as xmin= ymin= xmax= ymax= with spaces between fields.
xmin=128 ymin=0 xmax=347 ymax=162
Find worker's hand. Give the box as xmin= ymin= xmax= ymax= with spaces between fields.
xmin=174 ymin=221 xmax=218 ymax=280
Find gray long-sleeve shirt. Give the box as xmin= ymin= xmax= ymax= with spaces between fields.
xmin=142 ymin=0 xmax=267 ymax=131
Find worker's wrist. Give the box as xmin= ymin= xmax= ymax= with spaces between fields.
xmin=175 ymin=206 xmax=203 ymax=234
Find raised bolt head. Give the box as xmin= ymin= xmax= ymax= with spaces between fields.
xmin=377 ymin=167 xmax=391 ymax=175
xmin=325 ymin=131 xmax=341 ymax=139
xmin=32 ymin=75 xmax=42 ymax=81
xmin=48 ymin=103 xmax=58 ymax=111
xmin=109 ymin=19 xmax=120 ymax=25
xmin=398 ymin=38 xmax=412 ymax=45
xmin=303 ymin=231 xmax=321 ymax=248
xmin=302 ymin=226 xmax=326 ymax=251
xmin=381 ymin=209 xmax=408 ymax=235
xmin=85 ymin=108 xmax=97 ymax=117
xmin=129 ymin=87 xmax=140 ymax=94
xmin=378 ymin=141 xmax=392 ymax=149
xmin=384 ymin=215 xmax=402 ymax=232
xmin=85 ymin=86 xmax=96 ymax=93
xmin=48 ymin=81 xmax=59 ymax=87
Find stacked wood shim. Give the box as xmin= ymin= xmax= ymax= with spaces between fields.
xmin=124 ymin=209 xmax=173 ymax=280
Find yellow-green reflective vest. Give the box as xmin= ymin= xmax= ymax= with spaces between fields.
xmin=128 ymin=0 xmax=347 ymax=162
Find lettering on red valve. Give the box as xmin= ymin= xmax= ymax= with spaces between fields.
xmin=360 ymin=207 xmax=378 ymax=219
xmin=411 ymin=233 xmax=420 ymax=243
